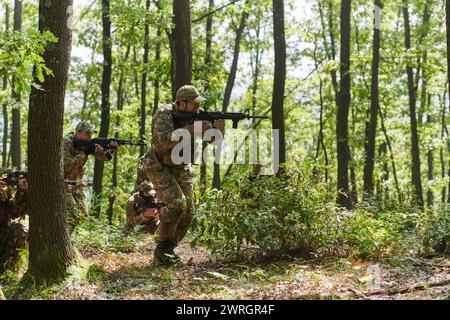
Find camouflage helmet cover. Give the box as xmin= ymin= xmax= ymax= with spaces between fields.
xmin=137 ymin=181 xmax=155 ymax=197
xmin=76 ymin=121 xmax=97 ymax=133
xmin=176 ymin=85 xmax=206 ymax=104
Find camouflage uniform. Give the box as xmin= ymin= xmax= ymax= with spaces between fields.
xmin=141 ymin=86 xmax=205 ymax=249
xmin=0 ymin=185 xmax=28 ymax=273
xmin=124 ymin=181 xmax=161 ymax=235
xmin=63 ymin=124 xmax=113 ymax=233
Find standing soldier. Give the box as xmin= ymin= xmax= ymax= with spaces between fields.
xmin=123 ymin=180 xmax=164 ymax=235
xmin=0 ymin=177 xmax=28 ymax=273
xmin=141 ymin=85 xmax=225 ymax=266
xmin=63 ymin=121 xmax=119 ymax=233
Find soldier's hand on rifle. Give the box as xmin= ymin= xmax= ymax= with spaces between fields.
xmin=94 ymin=143 xmax=103 ymax=153
xmin=109 ymin=140 xmax=119 ymax=149
xmin=142 ymin=208 xmax=158 ymax=222
xmin=214 ymin=119 xmax=225 ymax=133
xmin=18 ymin=179 xmax=28 ymax=192
xmin=202 ymin=120 xmax=213 ymax=132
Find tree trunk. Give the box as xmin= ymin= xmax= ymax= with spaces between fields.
xmin=426 ymin=104 xmax=434 ymax=207
xmin=363 ymin=0 xmax=381 ymax=197
xmin=403 ymin=0 xmax=424 ymax=207
xmin=212 ymin=0 xmax=249 ymax=189
xmin=140 ymin=0 xmax=150 ymax=157
xmin=2 ymin=3 xmax=9 ymax=168
xmin=26 ymin=0 xmax=77 ymax=284
xmin=271 ymin=0 xmax=286 ymax=171
xmin=440 ymin=93 xmax=447 ymax=202
xmin=200 ymin=0 xmax=214 ymax=189
xmin=107 ymin=45 xmax=130 ymax=225
xmin=336 ymin=0 xmax=352 ymax=209
xmin=171 ymin=0 xmax=192 ymax=99
xmin=11 ymin=0 xmax=22 ymax=170
xmin=446 ymin=0 xmax=450 ymax=203
xmin=379 ymin=106 xmax=401 ymax=200
xmin=93 ymin=0 xmax=113 ymax=218
xmin=152 ymin=26 xmax=161 ymax=116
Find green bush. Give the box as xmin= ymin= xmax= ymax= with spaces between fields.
xmin=191 ymin=167 xmax=450 ymax=260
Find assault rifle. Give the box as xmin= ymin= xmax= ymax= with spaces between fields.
xmin=135 ymin=195 xmax=166 ymax=211
xmin=172 ymin=109 xmax=269 ymax=129
xmin=64 ymin=180 xmax=93 ymax=188
xmin=72 ymin=138 xmax=146 ymax=155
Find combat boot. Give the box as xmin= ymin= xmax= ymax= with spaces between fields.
xmin=153 ymin=239 xmax=180 ymax=266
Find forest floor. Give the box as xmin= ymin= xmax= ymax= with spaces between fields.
xmin=13 ymin=235 xmax=447 ymax=300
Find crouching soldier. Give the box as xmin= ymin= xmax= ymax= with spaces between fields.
xmin=123 ymin=181 xmax=164 ymax=235
xmin=63 ymin=121 xmax=120 ymax=233
xmin=0 ymin=176 xmax=28 ymax=273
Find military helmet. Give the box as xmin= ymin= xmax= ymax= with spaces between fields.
xmin=176 ymin=85 xmax=206 ymax=104
xmin=137 ymin=181 xmax=156 ymax=197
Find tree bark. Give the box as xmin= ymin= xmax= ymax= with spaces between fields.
xmin=271 ymin=0 xmax=286 ymax=170
xmin=200 ymin=0 xmax=214 ymax=189
xmin=93 ymin=0 xmax=113 ymax=217
xmin=26 ymin=0 xmax=77 ymax=284
xmin=379 ymin=106 xmax=401 ymax=200
xmin=140 ymin=0 xmax=151 ymax=157
xmin=107 ymin=45 xmax=131 ymax=225
xmin=212 ymin=0 xmax=249 ymax=189
xmin=403 ymin=0 xmax=424 ymax=207
xmin=11 ymin=0 xmax=22 ymax=170
xmin=152 ymin=26 xmax=161 ymax=116
xmin=446 ymin=0 xmax=450 ymax=203
xmin=363 ymin=0 xmax=381 ymax=197
xmin=171 ymin=0 xmax=192 ymax=100
xmin=440 ymin=93 xmax=447 ymax=202
xmin=336 ymin=0 xmax=352 ymax=209
xmin=2 ymin=3 xmax=9 ymax=168
xmin=426 ymin=106 xmax=434 ymax=207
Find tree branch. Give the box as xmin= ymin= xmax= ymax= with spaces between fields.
xmin=192 ymin=0 xmax=241 ymax=23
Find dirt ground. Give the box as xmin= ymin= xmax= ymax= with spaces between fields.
xmin=41 ymin=236 xmax=449 ymax=300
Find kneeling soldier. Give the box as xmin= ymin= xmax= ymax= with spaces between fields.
xmin=0 ymin=176 xmax=28 ymax=273
xmin=123 ymin=181 xmax=164 ymax=235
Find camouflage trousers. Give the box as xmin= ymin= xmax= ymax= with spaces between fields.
xmin=0 ymin=222 xmax=28 ymax=273
xmin=142 ymin=153 xmax=195 ymax=244
xmin=65 ymin=189 xmax=88 ymax=234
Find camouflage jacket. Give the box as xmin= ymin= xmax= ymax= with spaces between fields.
xmin=63 ymin=132 xmax=112 ymax=181
xmin=150 ymin=103 xmax=193 ymax=168
xmin=0 ymin=186 xmax=27 ymax=226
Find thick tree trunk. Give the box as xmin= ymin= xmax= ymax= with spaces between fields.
xmin=140 ymin=0 xmax=150 ymax=157
xmin=2 ymin=3 xmax=9 ymax=168
xmin=363 ymin=0 xmax=381 ymax=197
xmin=26 ymin=0 xmax=77 ymax=284
xmin=200 ymin=0 xmax=214 ymax=189
xmin=171 ymin=0 xmax=192 ymax=99
xmin=271 ymin=0 xmax=286 ymax=171
xmin=212 ymin=0 xmax=249 ymax=189
xmin=93 ymin=0 xmax=113 ymax=217
xmin=403 ymin=0 xmax=424 ymax=207
xmin=11 ymin=0 xmax=22 ymax=170
xmin=336 ymin=0 xmax=352 ymax=209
